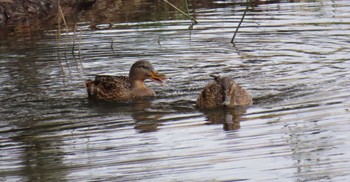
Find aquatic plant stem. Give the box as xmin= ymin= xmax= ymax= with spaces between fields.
xmin=56 ymin=0 xmax=65 ymax=77
xmin=58 ymin=3 xmax=71 ymax=74
xmin=72 ymin=24 xmax=84 ymax=71
xmin=231 ymin=0 xmax=253 ymax=43
xmin=72 ymin=24 xmax=78 ymax=69
xmin=183 ymin=0 xmax=196 ymax=30
xmin=78 ymin=28 xmax=83 ymax=71
xmin=163 ymin=0 xmax=198 ymax=27
xmin=111 ymin=39 xmax=117 ymax=55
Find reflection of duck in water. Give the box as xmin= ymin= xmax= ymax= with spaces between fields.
xmin=203 ymin=107 xmax=247 ymax=131
xmin=85 ymin=60 xmax=168 ymax=101
xmin=133 ymin=111 xmax=164 ymax=133
xmin=196 ymin=74 xmax=253 ymax=109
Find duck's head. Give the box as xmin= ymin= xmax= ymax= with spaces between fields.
xmin=211 ymin=74 xmax=237 ymax=107
xmin=129 ymin=60 xmax=168 ymax=86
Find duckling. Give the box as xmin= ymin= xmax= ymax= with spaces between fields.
xmin=196 ymin=74 xmax=253 ymax=109
xmin=85 ymin=60 xmax=168 ymax=101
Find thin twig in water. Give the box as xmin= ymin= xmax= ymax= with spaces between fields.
xmin=158 ymin=36 xmax=161 ymax=46
xmin=56 ymin=0 xmax=65 ymax=77
xmin=111 ymin=39 xmax=116 ymax=55
xmin=231 ymin=0 xmax=253 ymax=43
xmin=184 ymin=0 xmax=190 ymax=15
xmin=183 ymin=0 xmax=196 ymax=30
xmin=72 ymin=24 xmax=78 ymax=69
xmin=163 ymin=0 xmax=198 ymax=28
xmin=58 ymin=4 xmax=71 ymax=74
xmin=78 ymin=28 xmax=84 ymax=71
xmin=184 ymin=0 xmax=193 ymax=38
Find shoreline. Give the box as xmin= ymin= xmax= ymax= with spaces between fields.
xmin=0 ymin=0 xmax=96 ymax=26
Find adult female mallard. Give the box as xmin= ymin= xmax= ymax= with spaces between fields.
xmin=85 ymin=60 xmax=168 ymax=101
xmin=196 ymin=74 xmax=253 ymax=109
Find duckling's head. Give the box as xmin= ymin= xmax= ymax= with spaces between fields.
xmin=129 ymin=60 xmax=168 ymax=86
xmin=211 ymin=74 xmax=237 ymax=107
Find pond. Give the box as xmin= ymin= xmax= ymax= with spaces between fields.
xmin=1 ymin=0 xmax=350 ymax=181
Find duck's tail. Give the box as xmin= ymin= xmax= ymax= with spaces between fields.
xmin=209 ymin=74 xmax=221 ymax=81
xmin=85 ymin=79 xmax=94 ymax=98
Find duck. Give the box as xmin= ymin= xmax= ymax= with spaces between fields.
xmin=85 ymin=60 xmax=168 ymax=101
xmin=196 ymin=74 xmax=253 ymax=109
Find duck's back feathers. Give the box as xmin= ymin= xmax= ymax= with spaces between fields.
xmin=196 ymin=75 xmax=253 ymax=109
xmin=230 ymin=84 xmax=253 ymax=106
xmin=85 ymin=75 xmax=132 ymax=101
xmin=196 ymin=81 xmax=223 ymax=109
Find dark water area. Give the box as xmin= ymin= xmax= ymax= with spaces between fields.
xmin=1 ymin=0 xmax=350 ymax=181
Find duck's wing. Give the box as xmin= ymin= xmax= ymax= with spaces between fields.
xmin=196 ymin=82 xmax=224 ymax=109
xmin=233 ymin=84 xmax=253 ymax=106
xmin=86 ymin=75 xmax=132 ymax=100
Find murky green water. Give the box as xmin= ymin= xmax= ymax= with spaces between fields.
xmin=1 ymin=0 xmax=350 ymax=181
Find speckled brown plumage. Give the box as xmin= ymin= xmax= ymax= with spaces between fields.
xmin=85 ymin=60 xmax=167 ymax=101
xmin=196 ymin=75 xmax=253 ymax=109
xmin=196 ymin=81 xmax=224 ymax=109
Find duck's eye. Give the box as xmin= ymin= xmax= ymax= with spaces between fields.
xmin=141 ymin=65 xmax=149 ymax=69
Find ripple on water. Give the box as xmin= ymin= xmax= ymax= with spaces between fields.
xmin=1 ymin=0 xmax=350 ymax=181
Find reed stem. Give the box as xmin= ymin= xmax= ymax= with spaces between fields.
xmin=163 ymin=0 xmax=198 ymax=28
xmin=231 ymin=0 xmax=253 ymax=43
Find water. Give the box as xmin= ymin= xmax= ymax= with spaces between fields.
xmin=1 ymin=0 xmax=350 ymax=181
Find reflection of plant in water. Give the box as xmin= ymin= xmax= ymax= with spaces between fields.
xmin=56 ymin=0 xmax=84 ymax=80
xmin=55 ymin=0 xmax=197 ymax=80
xmin=54 ymin=0 xmax=255 ymax=81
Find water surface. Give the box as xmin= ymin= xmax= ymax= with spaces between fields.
xmin=1 ymin=0 xmax=350 ymax=181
